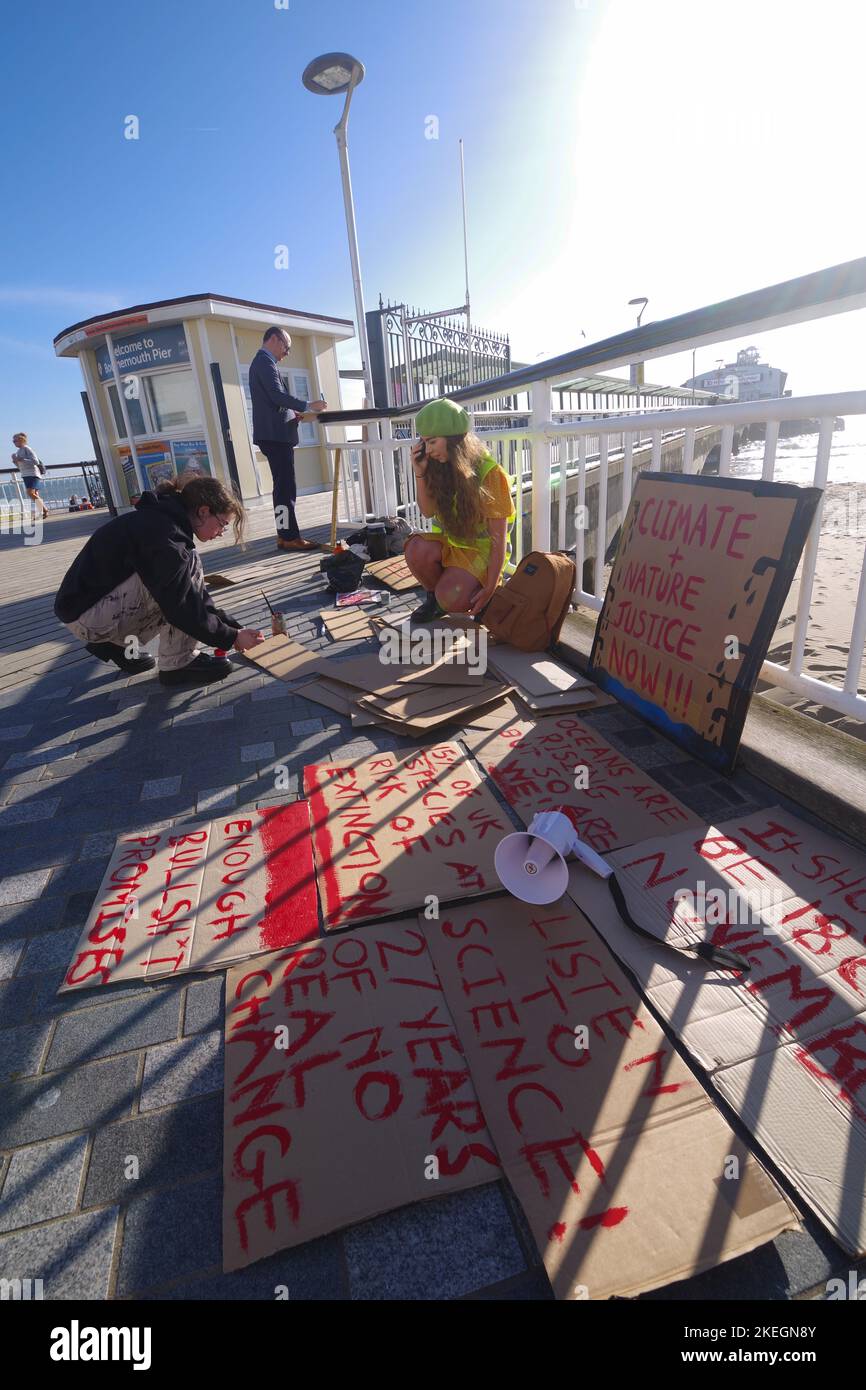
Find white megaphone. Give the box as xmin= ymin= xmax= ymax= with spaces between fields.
xmin=494 ymin=810 xmax=613 ymax=905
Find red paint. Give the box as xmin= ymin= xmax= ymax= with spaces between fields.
xmin=577 ymin=1206 xmax=629 ymax=1232
xmin=548 ymin=1222 xmax=567 ymax=1243
xmin=257 ymin=803 xmax=319 ymax=948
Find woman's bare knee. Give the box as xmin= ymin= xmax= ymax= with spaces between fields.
xmin=435 ymin=568 xmax=480 ymax=613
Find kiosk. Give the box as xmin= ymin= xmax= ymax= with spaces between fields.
xmin=54 ymin=293 xmax=354 ymax=511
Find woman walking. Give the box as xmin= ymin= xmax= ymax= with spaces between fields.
xmin=55 ymin=475 xmax=265 ymax=686
xmin=11 ymin=433 xmax=49 ymax=519
xmin=403 ymin=398 xmax=515 ymax=623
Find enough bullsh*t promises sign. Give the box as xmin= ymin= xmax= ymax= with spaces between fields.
xmin=589 ymin=473 xmax=820 ymax=772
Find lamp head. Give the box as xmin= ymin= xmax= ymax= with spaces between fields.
xmin=302 ymin=53 xmax=365 ymax=95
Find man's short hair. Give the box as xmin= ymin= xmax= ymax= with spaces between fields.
xmin=263 ymin=326 xmax=288 ymax=346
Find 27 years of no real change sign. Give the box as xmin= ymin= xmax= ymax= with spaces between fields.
xmin=589 ymin=472 xmax=820 ymax=772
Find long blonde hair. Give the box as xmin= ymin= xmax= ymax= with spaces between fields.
xmin=423 ymin=432 xmax=494 ymax=539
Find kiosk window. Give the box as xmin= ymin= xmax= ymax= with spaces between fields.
xmin=145 ymin=371 xmax=201 ymax=431
xmin=107 ymin=384 xmax=147 ymax=439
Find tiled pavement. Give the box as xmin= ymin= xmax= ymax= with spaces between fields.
xmin=0 ymin=503 xmax=861 ymax=1301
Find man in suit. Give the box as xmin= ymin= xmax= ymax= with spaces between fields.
xmin=249 ymin=326 xmax=327 ymax=551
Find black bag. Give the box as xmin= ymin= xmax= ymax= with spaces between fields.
xmin=319 ymin=550 xmax=365 ymax=594
xmin=345 ymin=516 xmax=412 ymax=558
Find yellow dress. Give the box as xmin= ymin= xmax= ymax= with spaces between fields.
xmin=433 ymin=458 xmax=515 ymax=583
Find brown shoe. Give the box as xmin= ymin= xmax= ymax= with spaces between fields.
xmin=277 ymin=538 xmax=321 ymax=552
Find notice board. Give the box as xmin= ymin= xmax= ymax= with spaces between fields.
xmin=565 ymin=805 xmax=866 ymax=1253
xmin=422 ymin=897 xmax=797 ymax=1299
xmin=61 ymin=805 xmax=318 ymax=992
xmin=588 ymin=473 xmax=820 ymax=772
xmin=222 ymin=920 xmax=500 ymax=1271
xmin=303 ymin=743 xmax=509 ymax=929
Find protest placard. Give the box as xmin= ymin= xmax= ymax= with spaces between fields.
xmin=222 ymin=919 xmax=500 ymax=1271
xmin=465 ymin=713 xmax=700 ymax=852
xmin=422 ymin=896 xmax=797 ymax=1299
xmin=303 ymin=743 xmax=510 ymax=929
xmin=589 ymin=473 xmax=820 ymax=771
xmin=565 ymin=805 xmax=866 ymax=1252
xmin=61 ymin=805 xmax=319 ymax=992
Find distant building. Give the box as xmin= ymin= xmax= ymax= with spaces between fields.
xmin=683 ymin=346 xmax=787 ymax=402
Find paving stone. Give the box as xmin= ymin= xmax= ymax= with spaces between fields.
xmin=139 ymin=1031 xmax=222 ymax=1111
xmin=711 ymin=780 xmax=748 ymax=806
xmin=173 ymin=705 xmax=235 ymax=726
xmin=82 ymin=1093 xmax=222 ymax=1208
xmin=0 ymin=975 xmax=40 ymax=1027
xmin=0 ymin=724 xmax=32 ymax=741
xmin=289 ymin=718 xmax=325 ymax=737
xmin=3 ymin=745 xmax=78 ymax=770
xmin=196 ymin=786 xmax=237 ymax=813
xmin=141 ymin=776 xmax=182 ymax=800
xmin=63 ymin=891 xmax=99 ymax=927
xmin=668 ymin=760 xmax=715 ymax=787
xmin=19 ymin=928 xmax=82 ymax=976
xmin=0 ymin=1207 xmax=118 ymax=1299
xmin=0 ymin=1022 xmax=51 ymax=1083
xmin=343 ymin=1182 xmax=526 ymax=1300
xmin=0 ymin=763 xmax=46 ymax=785
xmin=0 ymin=1134 xmax=89 ymax=1233
xmin=138 ymin=1233 xmax=346 ymax=1300
xmin=0 ymin=797 xmax=62 ymax=826
xmin=47 ymin=992 xmax=182 ymax=1070
xmin=241 ymin=742 xmax=275 ymax=762
xmin=0 ymin=869 xmax=53 ymax=905
xmin=116 ymin=1172 xmax=222 ymax=1295
xmin=251 ymin=682 xmax=290 ymax=703
xmin=80 ymin=822 xmax=119 ymax=856
xmin=0 ymin=937 xmax=24 ymax=980
xmin=0 ymin=1053 xmax=140 ymax=1147
xmin=40 ymin=860 xmax=106 ymax=898
xmin=0 ymin=897 xmax=67 ymax=939
xmin=183 ymin=976 xmax=224 ymax=1035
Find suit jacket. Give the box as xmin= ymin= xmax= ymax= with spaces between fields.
xmin=248 ymin=348 xmax=308 ymax=446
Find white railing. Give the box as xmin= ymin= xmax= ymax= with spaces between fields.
xmin=324 ymin=384 xmax=866 ymax=722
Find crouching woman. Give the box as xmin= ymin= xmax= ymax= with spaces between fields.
xmin=55 ymin=475 xmax=264 ymax=686
xmin=403 ymin=398 xmax=514 ymax=623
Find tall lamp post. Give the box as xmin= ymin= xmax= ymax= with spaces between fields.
xmin=303 ymin=52 xmax=375 ymax=408
xmin=628 ymin=296 xmax=648 ymax=436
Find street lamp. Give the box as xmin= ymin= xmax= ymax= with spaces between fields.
xmin=628 ymin=296 xmax=648 ymax=430
xmin=303 ymin=52 xmax=375 ymax=407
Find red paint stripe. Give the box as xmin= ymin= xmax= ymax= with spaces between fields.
xmin=302 ymin=764 xmax=344 ymax=929
xmin=256 ymin=803 xmax=319 ymax=948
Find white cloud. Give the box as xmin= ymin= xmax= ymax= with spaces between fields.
xmin=0 ymin=287 xmax=124 ymax=310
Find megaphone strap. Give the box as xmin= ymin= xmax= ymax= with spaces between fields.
xmin=607 ymin=875 xmax=752 ymax=975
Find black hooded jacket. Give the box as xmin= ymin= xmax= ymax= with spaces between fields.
xmin=54 ymin=491 xmax=241 ymax=650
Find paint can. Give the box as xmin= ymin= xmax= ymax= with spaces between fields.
xmin=271 ymin=611 xmax=287 ymax=637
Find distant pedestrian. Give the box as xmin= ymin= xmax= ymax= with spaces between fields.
xmin=248 ymin=327 xmax=327 ymax=552
xmin=11 ymin=433 xmax=49 ymax=519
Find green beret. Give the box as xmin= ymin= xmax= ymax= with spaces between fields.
xmin=415 ymin=397 xmax=470 ymax=437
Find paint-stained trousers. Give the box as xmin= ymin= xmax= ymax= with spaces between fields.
xmin=64 ymin=570 xmax=200 ymax=672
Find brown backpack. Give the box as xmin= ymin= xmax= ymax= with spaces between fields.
xmin=480 ymin=551 xmax=576 ymax=651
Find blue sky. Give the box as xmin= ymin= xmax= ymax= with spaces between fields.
xmin=2 ymin=0 xmax=863 ymax=462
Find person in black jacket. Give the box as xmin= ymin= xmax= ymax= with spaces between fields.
xmin=248 ymin=326 xmax=327 ymax=552
xmin=55 ymin=475 xmax=265 ymax=687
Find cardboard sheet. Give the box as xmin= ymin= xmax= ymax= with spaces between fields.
xmin=588 ymin=473 xmax=820 ymax=772
xmin=366 ymin=555 xmax=420 ymax=591
xmin=488 ymin=646 xmax=594 ymax=696
xmin=422 ymin=897 xmax=798 ymax=1299
xmin=314 ymin=651 xmax=419 ymax=692
xmin=247 ymin=633 xmax=323 ymax=682
xmin=295 ymin=677 xmax=359 ymax=718
xmin=203 ymin=572 xmax=236 ymax=590
xmin=358 ymin=678 xmax=511 ymax=731
xmin=565 ymin=805 xmax=866 ymax=1253
xmin=319 ymin=607 xmax=376 ymax=642
xmin=222 ymin=920 xmax=500 ymax=1271
xmin=465 ymin=712 xmax=701 ymax=853
xmin=303 ymin=742 xmax=510 ymax=929
xmin=60 ymin=806 xmax=319 ymax=992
